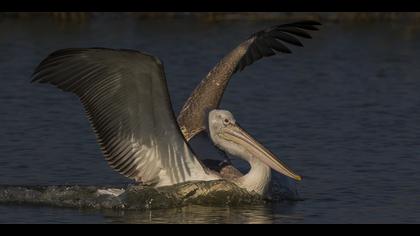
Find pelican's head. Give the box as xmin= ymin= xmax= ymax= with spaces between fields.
xmin=208 ymin=109 xmax=302 ymax=181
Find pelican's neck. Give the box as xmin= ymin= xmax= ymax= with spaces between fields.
xmin=236 ymin=157 xmax=271 ymax=195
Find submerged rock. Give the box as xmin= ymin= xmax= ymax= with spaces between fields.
xmin=0 ymin=180 xmax=298 ymax=210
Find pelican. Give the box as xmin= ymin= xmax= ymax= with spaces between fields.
xmin=32 ymin=21 xmax=320 ymax=196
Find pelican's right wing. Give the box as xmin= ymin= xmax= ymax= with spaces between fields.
xmin=177 ymin=21 xmax=321 ymax=141
xmin=32 ymin=48 xmax=217 ymax=186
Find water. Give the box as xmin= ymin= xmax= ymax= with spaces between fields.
xmin=1 ymin=16 xmax=420 ymax=223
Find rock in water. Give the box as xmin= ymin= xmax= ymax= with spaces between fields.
xmin=0 ymin=180 xmax=298 ymax=210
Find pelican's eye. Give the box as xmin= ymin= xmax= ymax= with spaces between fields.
xmin=223 ymin=118 xmax=229 ymax=125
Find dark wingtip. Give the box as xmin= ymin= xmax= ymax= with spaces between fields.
xmin=234 ymin=20 xmax=321 ymax=74
xmin=30 ymin=71 xmax=39 ymax=83
xmin=31 ymin=64 xmax=44 ymax=84
xmin=294 ymin=40 xmax=304 ymax=47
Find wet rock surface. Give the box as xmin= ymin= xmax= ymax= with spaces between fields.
xmin=0 ymin=180 xmax=298 ymax=210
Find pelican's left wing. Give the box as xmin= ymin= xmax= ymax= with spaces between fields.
xmin=32 ymin=48 xmax=217 ymax=186
xmin=177 ymin=21 xmax=321 ymax=141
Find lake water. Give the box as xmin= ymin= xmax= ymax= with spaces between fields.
xmin=0 ymin=16 xmax=420 ymax=223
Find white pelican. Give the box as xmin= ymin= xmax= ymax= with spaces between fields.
xmin=32 ymin=21 xmax=320 ymax=195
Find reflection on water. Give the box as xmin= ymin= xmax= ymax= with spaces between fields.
xmin=0 ymin=203 xmax=302 ymax=224
xmin=1 ymin=16 xmax=420 ymax=223
xmin=100 ymin=203 xmax=302 ymax=224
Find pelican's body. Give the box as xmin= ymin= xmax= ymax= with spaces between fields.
xmin=32 ymin=21 xmax=320 ymax=196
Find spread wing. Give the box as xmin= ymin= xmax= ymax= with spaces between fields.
xmin=32 ymin=48 xmax=217 ymax=186
xmin=177 ymin=21 xmax=321 ymax=141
